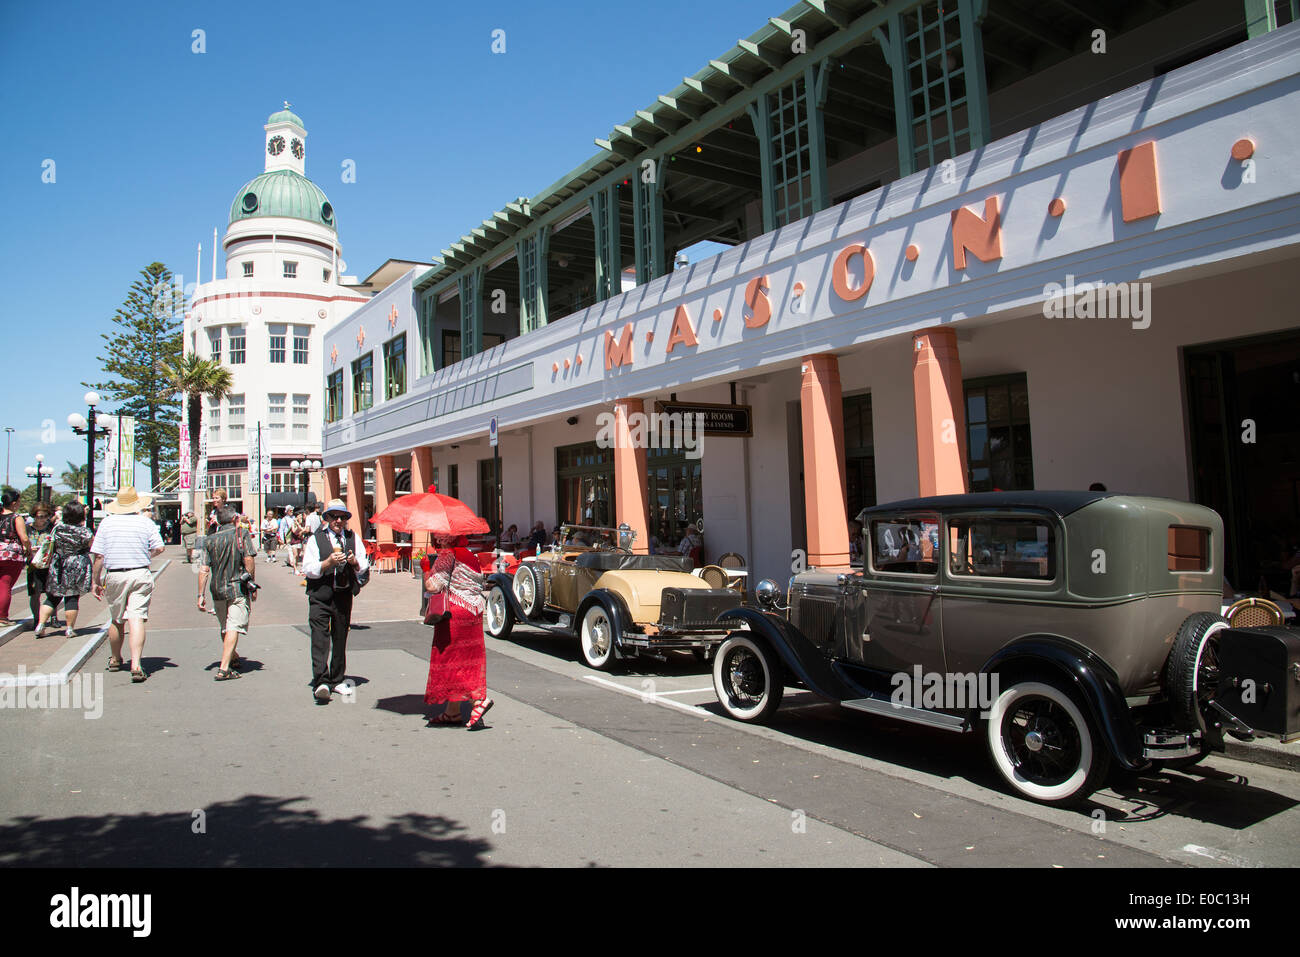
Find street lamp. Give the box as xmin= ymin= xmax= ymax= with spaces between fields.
xmin=67 ymin=392 xmax=110 ymax=530
xmin=24 ymin=454 xmax=53 ymax=504
xmin=4 ymin=426 xmax=13 ymax=488
xmin=290 ymin=459 xmax=320 ymax=508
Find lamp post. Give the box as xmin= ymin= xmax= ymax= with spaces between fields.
xmin=290 ymin=459 xmax=320 ymax=508
xmin=24 ymin=454 xmax=53 ymax=504
xmin=67 ymin=392 xmax=110 ymax=531
xmin=4 ymin=427 xmax=13 ymax=488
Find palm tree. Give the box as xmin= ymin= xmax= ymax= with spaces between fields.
xmin=60 ymin=461 xmax=87 ymax=494
xmin=165 ymin=353 xmax=233 ymax=494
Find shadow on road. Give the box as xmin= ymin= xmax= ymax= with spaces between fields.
xmin=0 ymin=794 xmax=495 ymax=866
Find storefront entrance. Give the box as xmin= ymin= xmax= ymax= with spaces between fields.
xmin=1185 ymin=331 xmax=1300 ymax=594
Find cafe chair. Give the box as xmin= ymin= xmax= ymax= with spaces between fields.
xmin=375 ymin=542 xmax=400 ymax=574
xmin=1224 ymin=596 xmax=1284 ymax=628
xmin=698 ymin=564 xmax=729 ymax=590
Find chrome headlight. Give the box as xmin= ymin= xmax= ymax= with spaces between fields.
xmin=755 ymin=578 xmax=781 ymax=608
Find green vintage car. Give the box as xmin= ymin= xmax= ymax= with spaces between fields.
xmin=484 ymin=524 xmax=744 ymax=670
xmin=712 ymin=491 xmax=1298 ymax=804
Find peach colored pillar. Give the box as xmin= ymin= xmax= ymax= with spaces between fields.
xmin=373 ymin=454 xmax=395 ymax=545
xmin=323 ymin=465 xmax=341 ymax=505
xmin=613 ymin=398 xmax=650 ymax=555
xmin=912 ymin=328 xmax=969 ymax=497
xmin=800 ymin=354 xmax=851 ymax=570
xmin=409 ymin=447 xmax=435 ymax=552
xmin=345 ymin=461 xmax=366 ymax=542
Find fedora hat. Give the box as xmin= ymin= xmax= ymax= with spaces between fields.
xmin=105 ymin=486 xmax=154 ymax=514
xmin=322 ymin=499 xmax=352 ymax=519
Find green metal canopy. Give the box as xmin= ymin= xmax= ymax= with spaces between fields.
xmin=229 ymin=169 xmax=336 ymax=231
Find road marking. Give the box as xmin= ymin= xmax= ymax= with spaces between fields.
xmin=1180 ymin=844 xmax=1262 ymax=868
xmin=581 ymin=674 xmax=711 ymax=717
xmin=654 ymin=687 xmax=715 ymax=696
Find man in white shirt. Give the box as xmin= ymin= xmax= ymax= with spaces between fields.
xmin=306 ymin=503 xmax=322 ymax=535
xmin=302 ymin=500 xmax=369 ymax=703
xmin=90 ymin=488 xmax=166 ymax=682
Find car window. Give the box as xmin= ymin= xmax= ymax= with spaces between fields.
xmin=948 ymin=515 xmax=1056 ymax=581
xmin=870 ymin=517 xmax=939 ymax=575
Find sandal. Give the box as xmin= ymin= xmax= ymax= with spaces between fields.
xmin=131 ymin=668 xmax=147 ymax=683
xmin=434 ymin=710 xmax=462 ymax=724
xmin=107 ymin=657 xmax=124 ymax=672
xmin=466 ymin=697 xmax=494 ymax=728
xmin=214 ymin=669 xmax=242 ymax=681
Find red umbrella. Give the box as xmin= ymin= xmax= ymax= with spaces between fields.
xmin=371 ymin=486 xmax=490 ymax=537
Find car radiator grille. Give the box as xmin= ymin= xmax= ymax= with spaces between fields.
xmin=792 ymin=593 xmax=838 ymax=651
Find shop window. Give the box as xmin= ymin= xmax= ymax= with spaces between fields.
xmin=964 ymin=374 xmax=1033 ymax=492
xmin=842 ymin=392 xmax=877 ymax=521
xmin=479 ymin=459 xmax=501 ymax=532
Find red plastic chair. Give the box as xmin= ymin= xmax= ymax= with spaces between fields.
xmin=375 ymin=542 xmax=399 ymax=573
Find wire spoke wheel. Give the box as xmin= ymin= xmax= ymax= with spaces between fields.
xmin=986 ymin=680 xmax=1107 ymax=803
xmin=712 ymin=634 xmax=783 ymax=722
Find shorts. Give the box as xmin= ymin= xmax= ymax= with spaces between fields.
xmin=214 ymin=594 xmax=250 ymax=635
xmin=104 ymin=568 xmax=154 ymax=622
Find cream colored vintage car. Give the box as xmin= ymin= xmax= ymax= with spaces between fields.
xmin=483 ymin=524 xmax=744 ymax=670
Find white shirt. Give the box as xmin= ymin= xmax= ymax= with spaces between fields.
xmin=302 ymin=527 xmax=369 ymax=579
xmin=306 ymin=512 xmax=322 ymax=534
xmin=90 ymin=513 xmax=164 ymax=570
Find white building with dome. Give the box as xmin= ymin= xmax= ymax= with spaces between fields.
xmin=184 ymin=107 xmax=369 ymax=517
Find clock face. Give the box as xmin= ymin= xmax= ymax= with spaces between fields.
xmin=291 ymin=137 xmax=304 ymax=159
xmin=268 ymin=135 xmax=285 ymax=156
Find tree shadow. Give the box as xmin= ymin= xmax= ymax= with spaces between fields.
xmin=0 ymin=794 xmax=496 ymax=867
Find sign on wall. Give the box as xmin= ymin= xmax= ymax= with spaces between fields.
xmin=656 ymin=402 xmax=753 ymax=437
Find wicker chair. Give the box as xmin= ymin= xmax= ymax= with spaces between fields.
xmin=1224 ymin=596 xmax=1284 ymax=628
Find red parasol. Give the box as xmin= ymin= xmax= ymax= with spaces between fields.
xmin=371 ymin=486 xmax=490 ymax=537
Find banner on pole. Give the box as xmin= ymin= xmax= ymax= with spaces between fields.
xmin=118 ymin=417 xmax=136 ymax=491
xmin=247 ymin=427 xmax=262 ymax=495
xmin=195 ymin=409 xmax=208 ymax=492
xmin=179 ymin=423 xmax=191 ymax=492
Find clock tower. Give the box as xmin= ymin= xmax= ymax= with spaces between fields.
xmin=264 ymin=102 xmax=307 ymax=175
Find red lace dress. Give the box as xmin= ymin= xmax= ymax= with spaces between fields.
xmin=424 ymin=547 xmax=487 ymax=704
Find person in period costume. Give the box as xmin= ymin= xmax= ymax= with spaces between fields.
xmin=302 ymin=500 xmax=369 ymax=704
xmin=35 ymin=502 xmax=94 ymax=637
xmin=423 ymin=535 xmax=494 ymax=728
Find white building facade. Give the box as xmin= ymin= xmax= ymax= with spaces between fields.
xmin=184 ymin=108 xmax=368 ymax=516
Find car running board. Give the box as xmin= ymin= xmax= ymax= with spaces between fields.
xmin=840 ymin=696 xmax=968 ymax=732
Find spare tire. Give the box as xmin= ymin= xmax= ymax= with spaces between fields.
xmin=1165 ymin=611 xmax=1228 ymax=732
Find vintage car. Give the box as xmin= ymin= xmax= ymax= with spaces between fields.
xmin=484 ymin=524 xmax=744 ymax=669
xmin=711 ymin=491 xmax=1299 ymax=804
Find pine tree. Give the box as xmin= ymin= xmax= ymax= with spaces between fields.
xmin=83 ymin=262 xmax=184 ymax=491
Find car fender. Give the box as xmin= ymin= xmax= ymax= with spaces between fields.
xmin=487 ymin=571 xmax=526 ymax=620
xmin=717 ymin=607 xmax=857 ymax=701
xmin=981 ymin=636 xmax=1145 ymax=770
xmin=578 ymin=590 xmax=635 ymax=658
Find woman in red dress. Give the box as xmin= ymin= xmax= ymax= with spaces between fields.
xmin=424 ymin=535 xmax=494 ymax=727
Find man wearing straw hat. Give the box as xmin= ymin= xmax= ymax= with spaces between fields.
xmin=90 ymin=486 xmax=166 ymax=683
xmin=302 ymin=498 xmax=369 ymax=703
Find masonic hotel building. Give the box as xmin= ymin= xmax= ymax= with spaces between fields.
xmin=320 ymin=0 xmax=1300 ymax=592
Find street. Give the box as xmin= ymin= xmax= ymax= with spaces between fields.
xmin=1 ymin=548 xmax=1297 ymax=868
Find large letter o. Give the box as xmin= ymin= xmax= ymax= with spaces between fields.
xmin=832 ymin=244 xmax=875 ymax=302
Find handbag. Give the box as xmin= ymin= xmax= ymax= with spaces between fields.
xmin=423 ymin=590 xmax=451 ymax=626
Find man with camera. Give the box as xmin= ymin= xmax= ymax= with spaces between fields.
xmin=197 ymin=505 xmax=257 ymax=681
xmin=302 ymin=499 xmax=369 ymax=704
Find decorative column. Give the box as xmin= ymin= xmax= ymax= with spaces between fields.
xmin=345 ymin=461 xmax=366 ymax=543
xmin=409 ymin=446 xmax=435 ymax=552
xmin=912 ymin=328 xmax=969 ymax=497
xmin=612 ymin=398 xmax=650 ymax=555
xmin=323 ymin=464 xmax=342 ymax=504
xmin=800 ymin=354 xmax=850 ymax=570
xmin=373 ymin=454 xmax=395 ymax=545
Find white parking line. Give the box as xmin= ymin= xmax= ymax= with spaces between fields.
xmin=1180 ymin=844 xmax=1262 ymax=868
xmin=581 ymin=674 xmax=712 ymax=717
xmin=654 ymin=687 xmax=715 ymax=696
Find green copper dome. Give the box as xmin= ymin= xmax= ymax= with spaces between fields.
xmin=267 ymin=108 xmax=304 ymax=128
xmin=229 ymin=170 xmax=336 ymax=232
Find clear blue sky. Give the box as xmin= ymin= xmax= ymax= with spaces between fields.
xmin=0 ymin=0 xmax=769 ymax=491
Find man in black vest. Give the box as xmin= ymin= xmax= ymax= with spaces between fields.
xmin=302 ymin=499 xmax=369 ymax=704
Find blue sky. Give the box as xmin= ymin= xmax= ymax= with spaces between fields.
xmin=0 ymin=0 xmax=769 ymax=491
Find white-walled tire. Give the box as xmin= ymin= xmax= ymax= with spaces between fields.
xmin=712 ymin=634 xmax=784 ymax=723
xmin=985 ymin=680 xmax=1110 ymax=804
xmin=513 ymin=565 xmax=543 ymax=619
xmin=484 ymin=584 xmax=514 ymax=640
xmin=579 ymin=604 xmax=620 ymax=670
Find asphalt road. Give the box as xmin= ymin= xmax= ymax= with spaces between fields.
xmin=0 ymin=554 xmax=1296 ymax=868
